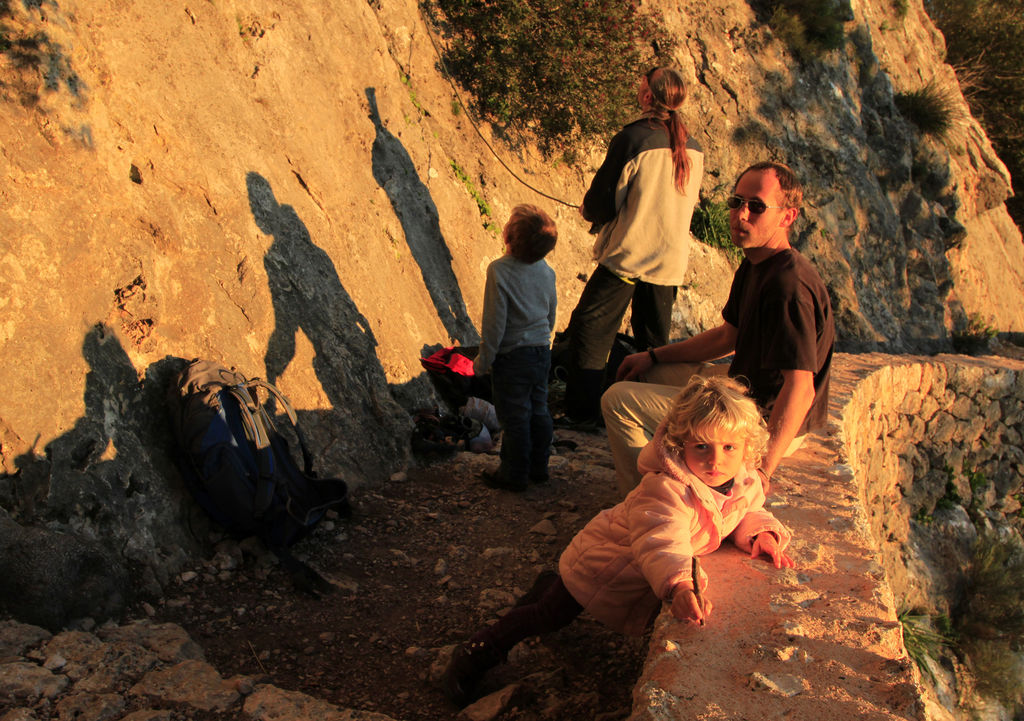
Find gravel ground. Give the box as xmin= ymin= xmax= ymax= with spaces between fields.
xmin=143 ymin=428 xmax=648 ymax=721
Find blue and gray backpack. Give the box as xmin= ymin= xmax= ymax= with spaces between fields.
xmin=167 ymin=359 xmax=349 ymax=593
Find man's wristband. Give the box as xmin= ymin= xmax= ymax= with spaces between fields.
xmin=648 ymin=348 xmax=658 ymax=364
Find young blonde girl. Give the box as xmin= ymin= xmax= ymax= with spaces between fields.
xmin=444 ymin=375 xmax=794 ymax=706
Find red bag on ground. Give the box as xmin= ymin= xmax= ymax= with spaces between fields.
xmin=420 ymin=347 xmax=476 ymax=376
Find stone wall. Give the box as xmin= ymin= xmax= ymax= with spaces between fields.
xmin=838 ymin=354 xmax=1024 ymax=612
xmin=837 ymin=354 xmax=1024 ymax=720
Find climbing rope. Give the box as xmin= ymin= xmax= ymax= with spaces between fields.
xmin=418 ymin=10 xmax=580 ymax=209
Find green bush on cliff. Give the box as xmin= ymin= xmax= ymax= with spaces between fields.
xmin=953 ymin=532 xmax=1024 ymax=709
xmin=424 ymin=0 xmax=675 ymax=156
xmin=951 ymin=313 xmax=997 ymax=355
xmin=765 ymin=0 xmax=846 ymax=61
xmin=925 ymin=0 xmax=1024 ymax=227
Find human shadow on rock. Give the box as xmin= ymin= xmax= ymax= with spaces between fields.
xmin=366 ymin=86 xmax=479 ymax=346
xmin=0 ymin=324 xmax=195 ymax=630
xmin=248 ymin=172 xmax=407 ymax=477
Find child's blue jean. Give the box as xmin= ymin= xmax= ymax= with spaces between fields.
xmin=491 ymin=345 xmax=552 ymax=483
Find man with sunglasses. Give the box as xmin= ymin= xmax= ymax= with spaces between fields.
xmin=601 ymin=161 xmax=834 ymax=497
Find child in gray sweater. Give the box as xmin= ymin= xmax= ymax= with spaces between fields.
xmin=473 ymin=205 xmax=558 ymax=491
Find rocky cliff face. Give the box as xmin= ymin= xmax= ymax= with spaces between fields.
xmin=1 ymin=0 xmax=1023 ymax=618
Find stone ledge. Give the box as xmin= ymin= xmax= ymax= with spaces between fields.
xmin=628 ymin=352 xmax=1024 ymax=721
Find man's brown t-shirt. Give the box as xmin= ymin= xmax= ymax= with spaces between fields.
xmin=721 ymin=249 xmax=835 ymax=434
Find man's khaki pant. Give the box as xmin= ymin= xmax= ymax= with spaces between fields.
xmin=600 ymin=362 xmax=803 ymax=497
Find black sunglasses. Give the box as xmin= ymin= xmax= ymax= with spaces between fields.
xmin=726 ymin=195 xmax=784 ymax=214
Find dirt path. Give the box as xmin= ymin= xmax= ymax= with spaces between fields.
xmin=146 ymin=427 xmax=646 ymax=721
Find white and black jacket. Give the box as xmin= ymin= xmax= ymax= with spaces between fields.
xmin=582 ymin=117 xmax=704 ymax=286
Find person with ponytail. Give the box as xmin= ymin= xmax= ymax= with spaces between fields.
xmin=559 ymin=66 xmax=704 ymax=429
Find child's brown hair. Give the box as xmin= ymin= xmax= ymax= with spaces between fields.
xmin=504 ymin=204 xmax=557 ymax=263
xmin=662 ymin=375 xmax=769 ymax=466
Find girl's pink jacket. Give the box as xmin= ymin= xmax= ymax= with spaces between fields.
xmin=558 ymin=426 xmax=792 ymax=636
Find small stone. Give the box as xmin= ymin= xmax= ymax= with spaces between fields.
xmin=390 ymin=471 xmax=408 ymax=482
xmin=482 ymin=547 xmax=514 ymax=560
xmin=529 ymin=519 xmax=557 ymax=536
xmin=775 ymin=646 xmax=797 ymax=661
xmin=141 ymin=602 xmax=157 ymax=617
xmin=179 ymin=571 xmax=198 ymax=583
xmin=459 ymin=683 xmax=520 ymax=720
xmin=749 ymin=671 xmax=806 ymax=697
xmin=779 ymin=620 xmax=806 ymax=638
xmin=42 ymin=654 xmax=67 ymax=671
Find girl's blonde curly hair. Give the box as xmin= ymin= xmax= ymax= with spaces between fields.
xmin=662 ymin=374 xmax=769 ymax=466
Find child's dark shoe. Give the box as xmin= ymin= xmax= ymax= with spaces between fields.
xmin=442 ymin=641 xmax=500 ymax=707
xmin=480 ymin=469 xmax=528 ymax=492
xmin=528 ymin=470 xmax=550 ymax=484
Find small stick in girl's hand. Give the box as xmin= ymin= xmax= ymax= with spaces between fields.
xmin=692 ymin=556 xmax=705 ymax=626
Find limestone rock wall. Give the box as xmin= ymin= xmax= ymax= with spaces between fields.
xmin=665 ymin=0 xmax=1024 ymax=350
xmin=836 ymin=353 xmax=1024 ymax=720
xmin=2 ymin=0 xmax=1024 ymax=620
xmin=838 ymin=355 xmax=1024 ymax=610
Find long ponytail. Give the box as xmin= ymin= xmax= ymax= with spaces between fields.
xmin=645 ymin=67 xmax=691 ymax=193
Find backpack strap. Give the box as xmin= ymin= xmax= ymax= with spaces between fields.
xmin=246 ymin=379 xmax=316 ymax=476
xmin=224 ymin=386 xmax=271 ymax=449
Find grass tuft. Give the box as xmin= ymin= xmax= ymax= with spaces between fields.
xmin=895 ymin=79 xmax=960 ymax=137
xmin=954 ymin=532 xmax=1024 ymax=709
xmin=951 ymin=313 xmax=997 ymax=355
xmin=690 ymin=199 xmax=743 ymax=265
xmin=899 ymin=607 xmax=953 ymax=677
